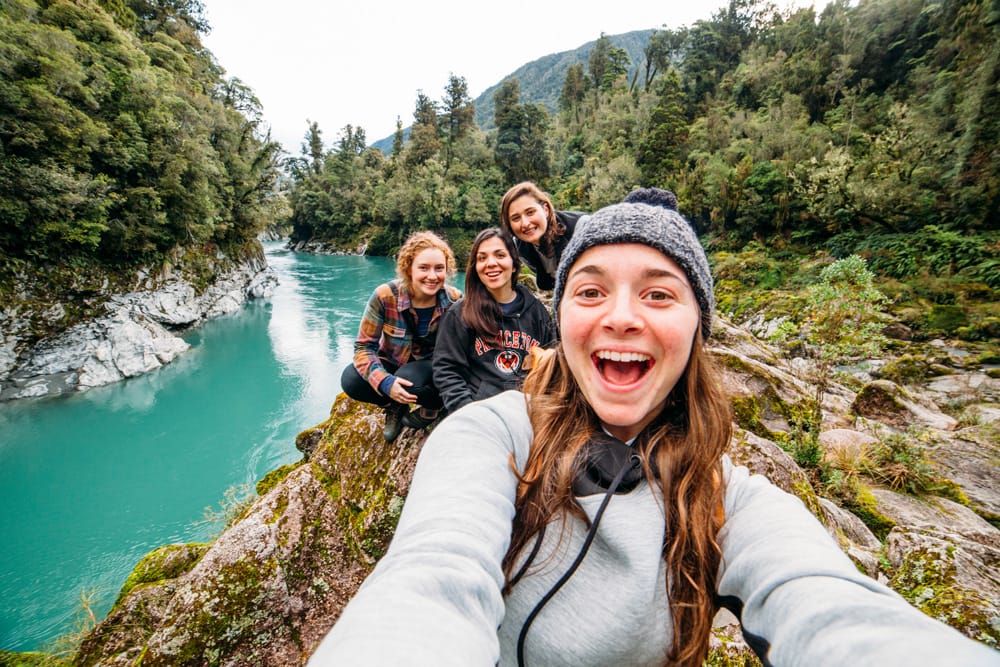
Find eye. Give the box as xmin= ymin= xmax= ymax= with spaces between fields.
xmin=576 ymin=287 xmax=603 ymax=300
xmin=643 ymin=289 xmax=675 ymax=303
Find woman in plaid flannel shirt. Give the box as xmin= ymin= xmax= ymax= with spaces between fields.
xmin=340 ymin=231 xmax=462 ymax=442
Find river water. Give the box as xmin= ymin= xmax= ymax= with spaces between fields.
xmin=0 ymin=242 xmax=413 ymax=652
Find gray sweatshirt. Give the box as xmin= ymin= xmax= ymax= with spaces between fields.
xmin=308 ymin=391 xmax=999 ymax=666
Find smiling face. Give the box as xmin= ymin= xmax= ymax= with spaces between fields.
xmin=506 ymin=194 xmax=549 ymax=245
xmin=558 ymin=243 xmax=701 ymax=442
xmin=475 ymin=236 xmax=516 ymax=302
xmin=408 ymin=248 xmax=448 ymax=305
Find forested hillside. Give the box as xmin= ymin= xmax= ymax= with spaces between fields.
xmin=287 ymin=0 xmax=998 ymax=342
xmin=0 ymin=0 xmax=281 ymax=273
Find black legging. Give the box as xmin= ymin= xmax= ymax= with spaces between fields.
xmin=340 ymin=359 xmax=443 ymax=410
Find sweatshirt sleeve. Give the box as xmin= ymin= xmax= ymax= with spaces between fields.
xmin=307 ymin=391 xmax=531 ymax=667
xmin=432 ymin=305 xmax=476 ymax=413
xmin=717 ymin=460 xmax=1000 ymax=666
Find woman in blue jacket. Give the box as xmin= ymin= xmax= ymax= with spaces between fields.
xmin=433 ymin=228 xmax=554 ymax=414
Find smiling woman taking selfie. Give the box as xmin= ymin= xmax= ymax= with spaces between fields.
xmin=432 ymin=228 xmax=554 ymax=414
xmin=312 ymin=191 xmax=998 ymax=666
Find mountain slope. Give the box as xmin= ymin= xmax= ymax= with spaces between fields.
xmin=371 ymin=30 xmax=654 ymax=153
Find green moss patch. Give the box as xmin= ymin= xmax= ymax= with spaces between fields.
xmin=255 ymin=461 xmax=302 ymax=497
xmin=157 ymin=556 xmax=280 ymax=664
xmin=889 ymin=546 xmax=999 ymax=648
xmin=0 ymin=651 xmax=72 ymax=666
xmin=114 ymin=543 xmax=209 ymax=607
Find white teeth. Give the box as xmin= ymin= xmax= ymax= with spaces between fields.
xmin=596 ymin=350 xmax=649 ymax=363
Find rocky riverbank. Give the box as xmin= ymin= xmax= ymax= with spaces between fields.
xmin=0 ymin=243 xmax=278 ymax=401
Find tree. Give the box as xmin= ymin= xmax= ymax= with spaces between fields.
xmin=588 ymin=33 xmax=630 ymax=93
xmin=406 ymin=91 xmax=441 ymax=167
xmin=440 ymin=74 xmax=475 ymax=171
xmin=493 ymin=79 xmax=551 ymax=183
xmin=559 ymin=63 xmax=590 ymax=124
xmin=391 ymin=116 xmax=404 ymax=157
xmin=775 ymin=254 xmax=888 ymax=410
xmin=641 ymin=28 xmax=687 ymax=90
xmin=635 ymin=70 xmax=688 ymax=184
xmin=302 ymin=120 xmax=324 ymax=174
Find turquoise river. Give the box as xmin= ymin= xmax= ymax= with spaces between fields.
xmin=0 ymin=242 xmax=448 ymax=652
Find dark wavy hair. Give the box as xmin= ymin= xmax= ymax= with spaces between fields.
xmin=461 ymin=228 xmax=522 ymax=340
xmin=499 ymin=181 xmax=566 ymax=258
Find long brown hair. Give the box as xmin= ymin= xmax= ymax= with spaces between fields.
xmin=505 ymin=337 xmax=731 ymax=667
xmin=461 ymin=228 xmax=522 ymax=340
xmin=499 ymin=181 xmax=565 ymax=258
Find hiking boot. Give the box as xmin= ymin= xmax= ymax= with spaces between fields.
xmin=402 ymin=407 xmax=440 ymax=430
xmin=383 ymin=404 xmax=406 ymax=443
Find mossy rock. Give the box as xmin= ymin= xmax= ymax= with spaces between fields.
xmin=0 ymin=651 xmax=72 ymax=667
xmin=890 ymin=546 xmax=1000 ymax=648
xmin=852 ymin=380 xmax=907 ymax=427
xmin=716 ymin=351 xmax=818 ymax=442
xmin=842 ymin=484 xmax=896 ymax=540
xmin=706 ymin=622 xmax=762 ymax=666
xmin=877 ymin=354 xmax=933 ymax=384
xmin=114 ymin=543 xmax=210 ymax=607
xmin=977 ymin=351 xmax=1000 ymax=366
xmin=309 ymin=394 xmax=424 ymax=564
xmin=927 ymin=304 xmax=969 ymax=335
xmin=256 ymin=461 xmax=302 ymax=497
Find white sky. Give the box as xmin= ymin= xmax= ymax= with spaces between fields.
xmin=201 ymin=0 xmax=827 ymax=156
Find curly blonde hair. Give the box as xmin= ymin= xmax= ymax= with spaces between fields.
xmin=395 ymin=231 xmax=457 ymax=293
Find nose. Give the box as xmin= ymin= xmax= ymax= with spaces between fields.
xmin=602 ymin=291 xmax=643 ymax=335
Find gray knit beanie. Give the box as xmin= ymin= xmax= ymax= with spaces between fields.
xmin=553 ymin=188 xmax=715 ymax=339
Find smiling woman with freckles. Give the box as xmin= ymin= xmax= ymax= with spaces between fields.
xmin=339 ymin=230 xmax=461 ymax=443
xmin=311 ymin=190 xmax=998 ymax=667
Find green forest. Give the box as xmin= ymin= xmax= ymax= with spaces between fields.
xmin=0 ymin=0 xmax=281 ymax=269
xmin=286 ymin=0 xmax=998 ymax=342
xmin=1 ymin=0 xmax=998 ymax=343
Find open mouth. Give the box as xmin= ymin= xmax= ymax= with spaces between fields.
xmin=593 ymin=350 xmax=653 ymax=385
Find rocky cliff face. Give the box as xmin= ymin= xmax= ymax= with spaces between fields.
xmin=70 ymin=317 xmax=1000 ymax=666
xmin=0 ymin=244 xmax=277 ymax=401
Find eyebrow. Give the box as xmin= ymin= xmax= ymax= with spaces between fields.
xmin=568 ymin=264 xmax=688 ymax=283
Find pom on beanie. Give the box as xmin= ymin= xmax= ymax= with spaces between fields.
xmin=623 ymin=187 xmax=678 ymax=211
xmin=553 ymin=188 xmax=714 ymax=339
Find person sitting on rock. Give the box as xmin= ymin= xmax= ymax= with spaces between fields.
xmin=340 ymin=230 xmax=461 ymax=443
xmin=314 ymin=190 xmax=998 ymax=666
xmin=433 ymin=228 xmax=555 ymax=414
